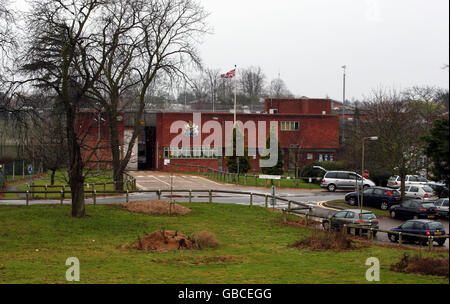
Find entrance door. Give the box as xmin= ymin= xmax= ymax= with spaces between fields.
xmin=137 ymin=126 xmax=156 ymax=170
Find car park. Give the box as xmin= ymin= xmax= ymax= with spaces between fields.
xmin=387 ymin=175 xmax=430 ymax=189
xmin=345 ymin=186 xmax=401 ymax=210
xmin=320 ymin=171 xmax=376 ymax=192
xmin=389 ymin=200 xmax=438 ymax=220
xmin=434 ymin=198 xmax=449 ymax=219
xmin=388 ymin=220 xmax=446 ymax=246
xmin=322 ymin=209 xmax=379 ymax=235
xmin=404 ymin=185 xmax=437 ymax=202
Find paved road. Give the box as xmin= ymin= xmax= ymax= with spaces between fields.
xmin=1 ymin=171 xmax=448 ymax=248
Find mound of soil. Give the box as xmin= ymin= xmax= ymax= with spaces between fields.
xmin=122 ymin=200 xmax=191 ymax=216
xmin=289 ymin=229 xmax=358 ymax=251
xmin=391 ymin=253 xmax=449 ymax=277
xmin=128 ymin=230 xmax=198 ymax=252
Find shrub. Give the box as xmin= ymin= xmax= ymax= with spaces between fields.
xmin=390 ymin=253 xmax=449 ymax=277
xmin=192 ymin=231 xmax=220 ymax=249
xmin=289 ymin=229 xmax=354 ymax=251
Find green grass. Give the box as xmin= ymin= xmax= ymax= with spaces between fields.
xmin=325 ymin=199 xmax=390 ymax=218
xmin=183 ymin=171 xmax=321 ymax=189
xmin=2 ymin=170 xmax=121 ymax=199
xmin=0 ymin=203 xmax=447 ymax=284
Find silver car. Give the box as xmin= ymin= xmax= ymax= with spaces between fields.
xmin=404 ymin=185 xmax=438 ymax=202
xmin=387 ymin=175 xmax=430 ymax=189
xmin=434 ymin=198 xmax=449 ymax=219
xmin=320 ymin=171 xmax=376 ymax=192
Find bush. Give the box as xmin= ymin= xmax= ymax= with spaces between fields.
xmin=390 ymin=253 xmax=449 ymax=277
xmin=192 ymin=231 xmax=220 ymax=249
xmin=289 ymin=229 xmax=354 ymax=251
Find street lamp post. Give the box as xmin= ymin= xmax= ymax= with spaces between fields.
xmin=360 ymin=136 xmax=379 ymax=216
xmin=341 ymin=65 xmax=347 ymax=143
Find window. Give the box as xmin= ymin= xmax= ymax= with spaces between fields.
xmin=307 ymin=153 xmax=313 ymax=160
xmin=337 ymin=172 xmax=350 ymax=179
xmin=413 ymin=222 xmax=426 ymax=230
xmin=428 ymin=222 xmax=444 ymax=230
xmin=281 ymin=121 xmax=299 ymax=131
xmin=361 ymin=213 xmax=376 ymax=220
xmin=165 ymin=147 xmax=220 ymax=159
xmin=325 ymin=172 xmax=337 ymax=178
xmin=364 ymin=188 xmax=374 ymax=195
xmin=374 ymin=189 xmax=384 ymax=195
xmin=346 ymin=212 xmax=355 ymax=219
xmin=402 ymin=201 xmax=412 ymax=208
xmin=401 ymin=222 xmax=415 ymax=229
xmin=333 ymin=211 xmax=348 ymax=219
xmin=422 ymin=186 xmax=434 ymax=193
xmin=410 ymin=186 xmax=419 ymax=193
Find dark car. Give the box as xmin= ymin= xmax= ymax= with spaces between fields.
xmin=345 ymin=187 xmax=401 ymax=210
xmin=389 ymin=200 xmax=438 ymax=220
xmin=388 ymin=220 xmax=447 ymax=246
xmin=427 ymin=183 xmax=449 ymax=199
xmin=322 ymin=209 xmax=379 ymax=235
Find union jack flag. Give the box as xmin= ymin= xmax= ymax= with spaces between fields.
xmin=221 ymin=69 xmax=236 ymax=79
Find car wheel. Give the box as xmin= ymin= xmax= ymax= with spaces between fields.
xmin=323 ymin=221 xmax=330 ymax=230
xmin=327 ymin=184 xmax=336 ymax=192
xmin=388 ymin=234 xmax=398 ymax=243
xmin=390 ymin=210 xmax=396 ymax=219
xmin=373 ymin=231 xmax=377 ymax=237
xmin=348 ymin=197 xmax=357 ymax=206
xmin=380 ymin=202 xmax=389 ymax=210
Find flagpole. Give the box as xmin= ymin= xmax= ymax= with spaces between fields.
xmin=234 ymin=65 xmax=237 ymax=126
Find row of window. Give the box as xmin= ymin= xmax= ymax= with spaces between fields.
xmin=164 ymin=147 xmax=220 ymax=159
xmin=280 ymin=121 xmax=299 ymax=131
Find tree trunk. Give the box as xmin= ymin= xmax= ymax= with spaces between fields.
xmin=107 ymin=109 xmax=124 ymax=191
xmin=50 ymin=169 xmax=56 ymax=186
xmin=67 ymin=108 xmax=85 ymax=218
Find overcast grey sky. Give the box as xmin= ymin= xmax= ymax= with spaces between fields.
xmin=198 ymin=0 xmax=449 ymax=101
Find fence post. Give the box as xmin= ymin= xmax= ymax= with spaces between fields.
xmin=189 ymin=190 xmax=192 ymax=203
xmin=157 ymin=190 xmax=161 ymax=200
xmin=62 ymin=185 xmax=65 ymax=199
xmin=250 ymin=193 xmax=253 ymax=206
xmin=45 ymin=185 xmax=48 ymax=200
xmin=398 ymin=232 xmax=402 ymax=246
xmin=342 ymin=224 xmax=347 ymax=236
xmin=428 ymin=236 xmax=433 ymax=251
xmin=60 ymin=190 xmax=64 ymax=206
xmin=305 ymin=209 xmax=309 ymax=226
xmin=278 ymin=179 xmax=281 ymax=187
xmin=26 ymin=191 xmax=29 ymax=206
xmin=209 ymin=190 xmax=212 ymax=204
xmin=254 ymin=175 xmax=257 ymax=186
xmin=369 ymin=227 xmax=373 ymax=240
xmin=288 ymin=201 xmax=291 ymax=212
xmin=282 ymin=209 xmax=287 ymax=224
xmin=126 ymin=190 xmax=129 ymax=203
xmin=265 ymin=195 xmax=269 ymax=208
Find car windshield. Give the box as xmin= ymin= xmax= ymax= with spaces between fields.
xmin=386 ymin=189 xmax=400 ymax=196
xmin=417 ymin=177 xmax=428 ymax=182
xmin=388 ymin=176 xmax=397 ymax=181
xmin=361 ymin=213 xmax=376 ymax=220
xmin=421 ymin=203 xmax=435 ymax=208
xmin=428 ymin=222 xmax=443 ymax=230
xmin=422 ymin=186 xmax=434 ymax=193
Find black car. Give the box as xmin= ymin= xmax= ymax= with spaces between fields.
xmin=345 ymin=187 xmax=401 ymax=210
xmin=322 ymin=209 xmax=379 ymax=235
xmin=427 ymin=183 xmax=449 ymax=199
xmin=388 ymin=220 xmax=446 ymax=246
xmin=389 ymin=200 xmax=438 ymax=220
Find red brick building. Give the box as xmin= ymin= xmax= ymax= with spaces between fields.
xmin=120 ymin=98 xmax=339 ymax=173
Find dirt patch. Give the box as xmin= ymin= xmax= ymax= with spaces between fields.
xmin=390 ymin=253 xmax=449 ymax=277
xmin=289 ymin=229 xmax=364 ymax=251
xmin=150 ymin=255 xmax=242 ymax=266
xmin=126 ymin=230 xmax=198 ymax=252
xmin=191 ymin=231 xmax=220 ymax=249
xmin=279 ymin=218 xmax=322 ymax=229
xmin=122 ymin=200 xmax=191 ymax=216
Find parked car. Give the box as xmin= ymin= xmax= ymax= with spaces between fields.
xmin=388 ymin=220 xmax=446 ymax=246
xmin=427 ymin=183 xmax=449 ymax=199
xmin=404 ymin=185 xmax=438 ymax=202
xmin=437 ymin=180 xmax=448 ymax=187
xmin=387 ymin=175 xmax=430 ymax=189
xmin=434 ymin=198 xmax=449 ymax=219
xmin=320 ymin=171 xmax=376 ymax=192
xmin=389 ymin=200 xmax=438 ymax=220
xmin=345 ymin=187 xmax=401 ymax=210
xmin=322 ymin=209 xmax=379 ymax=235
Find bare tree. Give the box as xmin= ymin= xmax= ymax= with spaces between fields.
xmin=268 ymin=77 xmax=293 ymax=98
xmin=0 ymin=0 xmax=15 ymax=54
xmin=88 ymin=0 xmax=208 ymax=191
xmin=361 ymin=88 xmax=426 ymax=201
xmin=20 ymin=0 xmax=111 ymax=218
xmin=240 ymin=66 xmax=265 ymax=98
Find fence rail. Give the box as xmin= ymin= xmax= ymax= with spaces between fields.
xmin=0 ymin=187 xmax=448 ymax=251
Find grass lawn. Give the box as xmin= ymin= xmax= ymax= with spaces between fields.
xmin=183 ymin=171 xmax=321 ymax=190
xmin=0 ymin=203 xmax=447 ymax=284
xmin=326 ymin=199 xmax=390 ymax=218
xmin=2 ymin=170 xmax=123 ymax=199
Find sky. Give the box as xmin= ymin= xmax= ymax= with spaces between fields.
xmin=198 ymin=0 xmax=449 ymax=101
